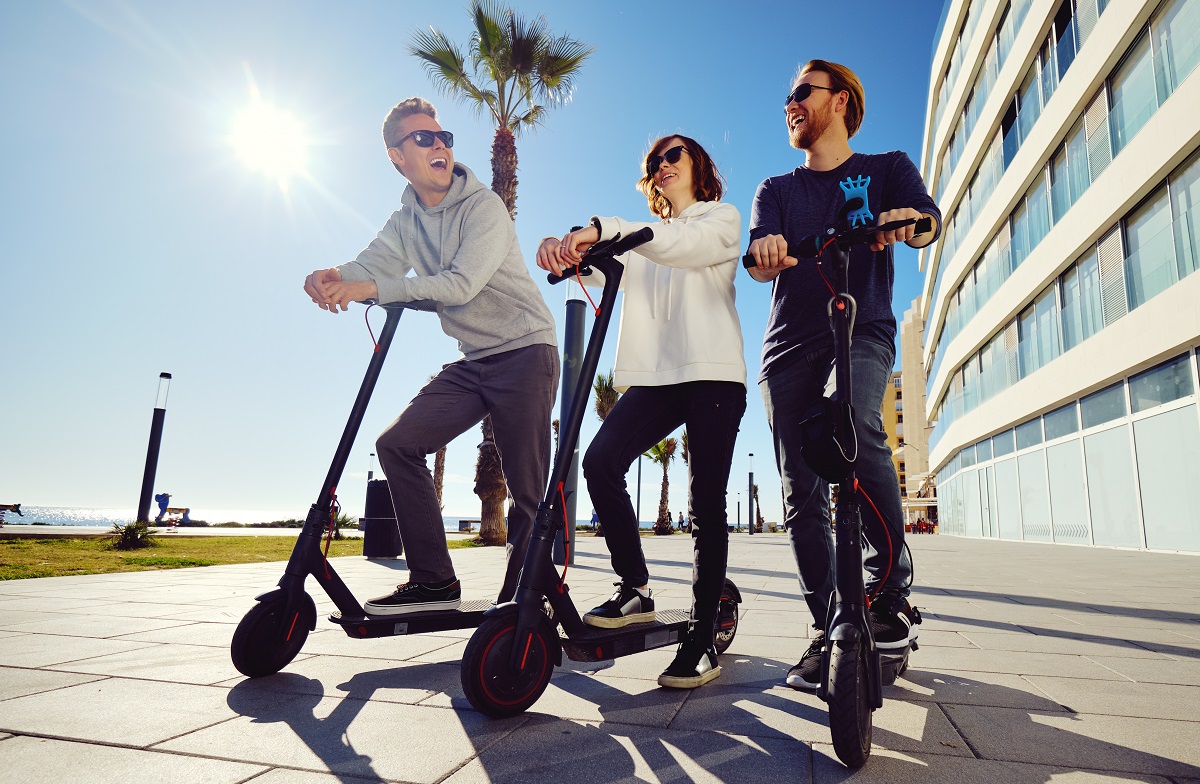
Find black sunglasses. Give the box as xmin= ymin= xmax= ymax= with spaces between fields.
xmin=392 ymin=129 xmax=455 ymax=149
xmin=647 ymin=144 xmax=689 ymax=176
xmin=784 ymin=83 xmax=839 ymax=107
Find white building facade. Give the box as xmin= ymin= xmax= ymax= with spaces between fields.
xmin=919 ymin=0 xmax=1200 ymax=551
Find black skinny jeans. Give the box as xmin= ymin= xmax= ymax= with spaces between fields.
xmin=582 ymin=381 xmax=746 ymax=647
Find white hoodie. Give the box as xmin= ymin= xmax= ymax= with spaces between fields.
xmin=589 ymin=201 xmax=746 ymax=393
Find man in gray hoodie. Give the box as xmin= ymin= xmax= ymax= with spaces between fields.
xmin=304 ymin=97 xmax=558 ymax=615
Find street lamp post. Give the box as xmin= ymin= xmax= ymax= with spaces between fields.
xmin=136 ymin=372 xmax=172 ymax=523
xmin=748 ymin=452 xmax=755 ymax=535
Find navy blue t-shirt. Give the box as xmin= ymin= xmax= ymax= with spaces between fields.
xmin=749 ymin=151 xmax=940 ymax=381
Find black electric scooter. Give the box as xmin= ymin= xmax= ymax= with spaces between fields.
xmin=459 ymin=228 xmax=743 ymax=717
xmin=743 ymin=203 xmax=930 ymax=768
xmin=229 ymin=302 xmax=493 ymax=678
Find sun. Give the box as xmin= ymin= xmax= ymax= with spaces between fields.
xmin=230 ymin=102 xmax=310 ymax=189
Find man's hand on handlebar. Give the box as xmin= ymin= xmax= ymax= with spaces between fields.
xmin=745 ymin=234 xmax=799 ymax=282
xmin=303 ymin=267 xmax=378 ymax=314
xmin=871 ymin=208 xmax=926 ymax=252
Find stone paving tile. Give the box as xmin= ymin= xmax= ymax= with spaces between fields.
xmin=958 ymin=630 xmax=1165 ymax=659
xmin=890 ymin=669 xmax=1066 ymax=711
xmin=292 ymin=627 xmax=464 ymax=660
xmin=811 ymin=743 xmax=1174 ymax=783
xmin=1024 ymin=675 xmax=1200 ymax=721
xmin=158 ymin=692 xmax=528 ymax=784
xmin=944 ymin=704 xmax=1200 ymax=778
xmin=913 ymin=646 xmax=1130 ymax=680
xmin=0 ymin=613 xmax=196 ymax=638
xmin=214 ymin=657 xmax=462 ymax=706
xmin=441 ymin=715 xmax=813 ymax=784
xmin=0 ymin=735 xmax=268 ymax=784
xmin=1085 ymin=654 xmax=1200 ymax=685
xmin=244 ymin=769 xmax=388 ymax=784
xmin=0 ymin=609 xmax=96 ymax=629
xmin=0 ymin=666 xmax=106 ymax=701
xmin=0 ymin=632 xmax=159 ymax=668
xmin=49 ymin=641 xmax=255 ymax=685
xmin=0 ymin=678 xmax=246 ymax=745
xmin=114 ymin=620 xmax=237 ymax=647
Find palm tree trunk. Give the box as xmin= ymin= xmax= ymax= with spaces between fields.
xmin=655 ymin=464 xmax=672 ymax=534
xmin=491 ymin=126 xmax=519 ymax=218
xmin=474 ymin=416 xmax=508 ymax=545
xmin=433 ymin=446 xmax=446 ymax=509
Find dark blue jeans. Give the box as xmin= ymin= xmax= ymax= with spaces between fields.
xmin=583 ymin=381 xmax=746 ymax=646
xmin=760 ymin=338 xmax=911 ymax=630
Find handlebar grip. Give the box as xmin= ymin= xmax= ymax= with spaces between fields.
xmin=547 ymin=267 xmax=587 ymax=285
xmin=547 ymin=226 xmax=654 ymax=284
xmin=740 ymin=217 xmax=935 ymax=269
xmin=608 ymin=226 xmax=655 ymax=256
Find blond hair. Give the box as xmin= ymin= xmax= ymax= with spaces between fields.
xmin=797 ymin=60 xmax=866 ymax=138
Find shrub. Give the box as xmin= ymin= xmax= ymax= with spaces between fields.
xmin=109 ymin=521 xmax=157 ymax=550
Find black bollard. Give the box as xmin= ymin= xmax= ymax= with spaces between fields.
xmin=361 ymin=478 xmax=403 ymax=559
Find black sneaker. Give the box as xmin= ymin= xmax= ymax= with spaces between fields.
xmin=583 ymin=581 xmax=655 ymax=628
xmin=365 ymin=579 xmax=461 ymax=616
xmin=658 ymin=638 xmax=721 ymax=688
xmin=868 ymin=589 xmax=921 ymax=650
xmin=786 ymin=633 xmax=825 ymax=690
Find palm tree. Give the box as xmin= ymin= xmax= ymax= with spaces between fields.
xmin=408 ymin=0 xmax=593 ymax=217
xmin=591 ymin=370 xmax=619 ymax=537
xmin=680 ymin=429 xmax=689 ymax=467
xmin=647 ymin=437 xmax=677 ymax=535
xmin=752 ymin=483 xmax=765 ymax=533
xmin=410 ymin=1 xmax=592 ymax=546
xmin=433 ymin=446 xmax=447 ymax=510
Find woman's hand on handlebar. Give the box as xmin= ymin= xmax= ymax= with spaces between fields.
xmin=536 ymin=237 xmax=577 ymax=277
xmin=560 ymin=225 xmax=600 ymax=264
xmin=746 ymin=234 xmax=798 ymax=282
xmin=871 ymin=208 xmax=924 ymax=252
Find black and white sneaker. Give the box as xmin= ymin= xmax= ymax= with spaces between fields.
xmin=583 ymin=581 xmax=655 ymax=628
xmin=786 ymin=633 xmax=825 ymax=690
xmin=658 ymin=638 xmax=721 ymax=688
xmin=365 ymin=578 xmax=461 ymax=616
xmin=868 ymin=589 xmax=921 ymax=651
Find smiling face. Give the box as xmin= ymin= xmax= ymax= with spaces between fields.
xmin=651 ymin=137 xmax=694 ymax=208
xmin=786 ymin=75 xmax=838 ymax=151
xmin=387 ymin=114 xmax=453 ymax=206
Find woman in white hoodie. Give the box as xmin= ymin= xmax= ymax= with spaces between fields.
xmin=536 ymin=134 xmax=746 ymax=689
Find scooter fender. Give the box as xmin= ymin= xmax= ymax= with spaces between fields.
xmin=491 ymin=601 xmax=562 ymax=668
xmin=252 ymin=588 xmax=318 ymax=634
xmin=827 ymin=622 xmax=864 ymax=644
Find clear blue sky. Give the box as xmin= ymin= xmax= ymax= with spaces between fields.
xmin=0 ymin=0 xmax=944 ymax=523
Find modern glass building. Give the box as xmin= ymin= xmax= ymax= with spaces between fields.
xmin=918 ymin=0 xmax=1200 ymax=551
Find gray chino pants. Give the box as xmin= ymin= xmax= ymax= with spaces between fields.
xmin=375 ymin=343 xmax=559 ymax=602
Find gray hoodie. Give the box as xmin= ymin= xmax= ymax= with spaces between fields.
xmin=337 ymin=163 xmax=557 ymax=360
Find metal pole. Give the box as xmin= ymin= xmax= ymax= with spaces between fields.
xmin=136 ymin=373 xmax=172 ymax=523
xmin=748 ymin=452 xmax=755 ymax=535
xmin=636 ymin=454 xmax=642 ymax=526
xmin=367 ymin=452 xmax=375 ymax=482
xmin=554 ymin=293 xmax=585 ymax=566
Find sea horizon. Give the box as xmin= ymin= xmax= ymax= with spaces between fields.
xmin=3 ymin=505 xmax=647 ymax=530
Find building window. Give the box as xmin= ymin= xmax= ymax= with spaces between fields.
xmin=1044 ymin=402 xmax=1080 ymax=439
xmin=1125 ymin=185 xmax=1176 ymax=309
xmin=1129 ymin=354 xmax=1195 ymax=413
xmin=1109 ymin=32 xmax=1156 ymax=155
xmin=1081 ymin=382 xmax=1127 ymax=428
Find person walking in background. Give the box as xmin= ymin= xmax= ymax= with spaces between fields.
xmin=745 ymin=60 xmax=941 ymax=690
xmin=304 ymin=97 xmax=558 ymax=614
xmin=537 ymin=134 xmax=746 ymax=689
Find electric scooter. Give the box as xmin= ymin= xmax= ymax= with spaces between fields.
xmin=459 ymin=228 xmax=743 ymax=717
xmin=742 ymin=200 xmax=931 ymax=768
xmin=229 ymin=302 xmax=492 ymax=678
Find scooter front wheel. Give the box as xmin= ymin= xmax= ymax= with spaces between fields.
xmin=827 ymin=638 xmax=873 ymax=768
xmin=461 ymin=615 xmax=555 ymax=718
xmin=230 ymin=593 xmax=316 ymax=677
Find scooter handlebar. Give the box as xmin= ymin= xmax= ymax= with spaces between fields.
xmin=741 ymin=216 xmax=932 ymax=269
xmin=547 ymin=227 xmax=655 ymax=284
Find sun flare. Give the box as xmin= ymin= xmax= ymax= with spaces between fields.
xmin=230 ymin=102 xmax=310 ymax=188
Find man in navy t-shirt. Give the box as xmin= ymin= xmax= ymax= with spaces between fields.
xmin=745 ymin=59 xmax=941 ymax=691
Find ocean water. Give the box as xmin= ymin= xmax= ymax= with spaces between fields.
xmin=4 ymin=506 xmax=606 ymax=532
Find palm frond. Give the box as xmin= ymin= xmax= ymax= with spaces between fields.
xmin=408 ymin=27 xmax=475 ymax=97
xmin=536 ymin=35 xmax=592 ymax=104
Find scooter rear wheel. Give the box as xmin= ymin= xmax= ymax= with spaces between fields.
xmin=714 ymin=592 xmax=739 ymax=654
xmin=230 ymin=593 xmax=315 ymax=677
xmin=827 ymin=638 xmax=873 ymax=768
xmin=461 ymin=615 xmax=555 ymax=718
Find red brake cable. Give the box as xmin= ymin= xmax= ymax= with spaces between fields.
xmin=854 ymin=479 xmax=894 ymax=602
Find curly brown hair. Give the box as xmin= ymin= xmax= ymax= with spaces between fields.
xmin=638 ymin=134 xmax=725 ymax=219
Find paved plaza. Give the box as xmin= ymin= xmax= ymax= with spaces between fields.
xmin=1 ymin=531 xmax=1198 ymax=783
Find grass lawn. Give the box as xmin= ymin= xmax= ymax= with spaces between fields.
xmin=0 ymin=535 xmax=479 ymax=581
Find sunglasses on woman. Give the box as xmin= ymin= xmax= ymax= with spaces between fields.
xmin=784 ymin=83 xmax=839 ymax=107
xmin=647 ymin=144 xmax=689 ymax=176
xmin=392 ymin=129 xmax=455 ymax=149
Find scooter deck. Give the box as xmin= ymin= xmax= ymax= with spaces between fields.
xmin=560 ymin=609 xmax=690 ymax=662
xmin=330 ymin=600 xmax=492 ymax=638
